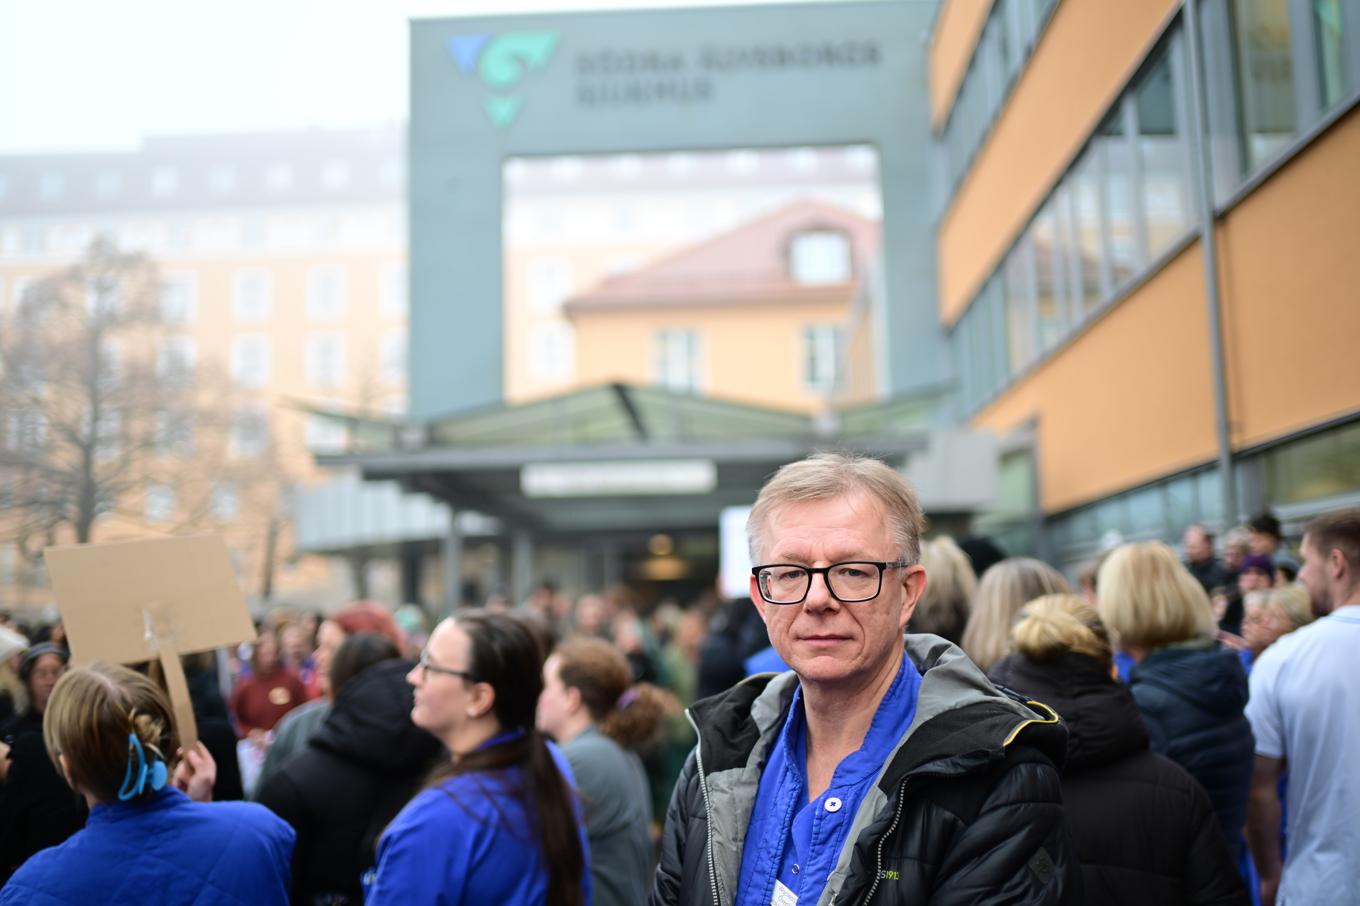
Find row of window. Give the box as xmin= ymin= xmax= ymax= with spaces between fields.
xmin=4 ymin=330 xmax=405 ymax=395
xmin=1 ymin=264 xmax=407 ymax=324
xmin=215 ymin=332 xmax=406 ymax=390
xmin=935 ymin=0 xmax=1060 ymax=209
xmin=504 ymin=146 xmax=878 ymax=186
xmin=0 ymin=158 xmax=402 ymax=204
xmin=651 ymin=325 xmax=843 ymax=395
xmin=143 ymin=483 xmax=240 ymax=524
xmin=952 ymin=27 xmax=1196 ymax=413
xmin=0 ymin=212 xmax=405 ymax=260
xmin=950 ymin=0 xmax=1359 ymax=415
xmin=3 ymin=403 xmax=367 ymax=464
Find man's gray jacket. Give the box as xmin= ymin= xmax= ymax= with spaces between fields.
xmin=649 ymin=635 xmax=1080 ymax=906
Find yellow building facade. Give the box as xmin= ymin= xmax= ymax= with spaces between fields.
xmin=931 ymin=0 xmax=1360 ymax=563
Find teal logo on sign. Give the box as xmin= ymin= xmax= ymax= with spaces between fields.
xmin=448 ymin=32 xmax=560 ymax=127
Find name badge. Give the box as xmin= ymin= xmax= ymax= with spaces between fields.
xmin=771 ymin=879 xmax=798 ymax=906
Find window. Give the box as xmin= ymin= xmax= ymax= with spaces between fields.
xmin=95 ymin=170 xmax=121 ymax=198
xmin=230 ymin=335 xmax=270 ymax=388
xmin=155 ymin=410 xmax=194 ymax=457
xmin=306 ymin=333 xmax=346 ymax=388
xmin=229 ymin=410 xmax=269 ymax=458
xmin=1233 ymin=0 xmax=1298 ymax=172
xmin=94 ymin=411 xmax=121 ymax=463
xmin=379 ymin=331 xmax=406 ymax=385
xmin=232 ymin=269 xmax=271 ymax=321
xmin=306 ymin=265 xmax=347 ymax=320
xmin=803 ymin=325 xmax=842 ymax=393
xmin=321 ymin=160 xmax=350 ymax=191
xmin=38 ymin=172 xmax=64 ymax=200
xmin=379 ymin=157 xmax=402 ymax=188
xmin=1312 ymin=0 xmax=1350 ymax=109
xmin=1030 ymin=195 xmax=1069 ymax=354
xmin=1068 ymin=150 xmax=1108 ymax=313
xmin=528 ymin=323 xmax=574 ymax=382
xmin=151 ymin=167 xmax=178 ymax=197
xmin=265 ymin=163 xmax=293 ymax=192
xmin=790 ymin=231 xmax=852 ymax=285
xmin=211 ymin=483 xmax=239 ymax=521
xmin=159 ymin=274 xmax=197 ymax=324
xmin=787 ymin=148 xmax=820 ymax=173
xmin=665 ymin=153 xmax=696 ymax=175
xmin=611 ymin=155 xmax=643 ymax=178
xmin=1003 ymin=237 xmax=1037 ymax=374
xmin=1095 ymin=108 xmax=1140 ymax=286
xmin=528 ymin=257 xmax=573 ymax=312
xmin=145 ymin=485 xmax=175 ymax=523
xmin=304 ymin=415 xmax=349 ymax=454
xmin=157 ymin=338 xmax=196 ymax=387
xmin=380 ymin=263 xmax=406 ymax=317
xmin=654 ymin=329 xmax=702 ymax=393
xmin=5 ymin=412 xmax=46 ymax=452
xmin=208 ymin=166 xmax=237 ymax=194
xmin=1135 ymin=41 xmax=1193 ymax=257
xmin=725 ymin=150 xmax=760 ymax=173
xmin=84 ymin=276 xmax=121 ymax=320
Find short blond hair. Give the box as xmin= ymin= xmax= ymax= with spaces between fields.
xmin=1012 ymin=594 xmax=1114 ymax=666
xmin=1268 ymin=584 xmax=1314 ymax=631
xmin=747 ymin=452 xmax=924 ymax=564
xmin=1097 ymin=542 xmax=1215 ymax=649
xmin=961 ymin=558 xmax=1071 ymax=672
xmin=909 ymin=536 xmax=976 ymax=642
xmin=44 ymin=663 xmax=178 ymax=803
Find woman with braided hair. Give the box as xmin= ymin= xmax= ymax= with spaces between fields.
xmin=0 ymin=663 xmax=294 ymax=905
xmin=537 ymin=637 xmax=675 ymax=906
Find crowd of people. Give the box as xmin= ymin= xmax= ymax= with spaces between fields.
xmin=0 ymin=452 xmax=1355 ymax=905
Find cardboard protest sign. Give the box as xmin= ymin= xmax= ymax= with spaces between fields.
xmin=45 ymin=534 xmax=256 ymax=750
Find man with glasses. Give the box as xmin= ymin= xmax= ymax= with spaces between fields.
xmin=651 ymin=453 xmax=1076 ymax=906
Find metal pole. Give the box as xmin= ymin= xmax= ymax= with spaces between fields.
xmin=443 ymin=512 xmax=463 ymax=617
xmin=1183 ymin=0 xmax=1239 ymax=527
xmin=511 ymin=531 xmax=534 ymax=606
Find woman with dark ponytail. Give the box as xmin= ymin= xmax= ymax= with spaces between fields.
xmin=364 ymin=611 xmax=589 ymax=905
xmin=537 ymin=637 xmax=673 ymax=906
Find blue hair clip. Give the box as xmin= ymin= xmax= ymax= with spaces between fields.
xmin=117 ymin=734 xmax=168 ymax=802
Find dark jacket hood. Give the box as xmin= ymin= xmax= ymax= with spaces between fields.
xmin=1130 ymin=640 xmax=1248 ymax=717
xmin=310 ymin=659 xmax=441 ymax=775
xmin=989 ymin=652 xmax=1149 ymax=774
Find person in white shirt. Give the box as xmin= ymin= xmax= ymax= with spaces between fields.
xmin=1244 ymin=507 xmax=1360 ymax=906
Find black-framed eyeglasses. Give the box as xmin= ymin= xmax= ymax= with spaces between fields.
xmin=416 ymin=650 xmax=478 ymax=683
xmin=751 ymin=560 xmax=912 ymax=605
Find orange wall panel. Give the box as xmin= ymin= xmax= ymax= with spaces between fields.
xmin=937 ymin=0 xmax=1177 ymax=326
xmin=928 ymin=0 xmax=995 ymax=129
xmin=1218 ymin=109 xmax=1360 ymax=446
xmin=972 ymin=245 xmax=1218 ymax=512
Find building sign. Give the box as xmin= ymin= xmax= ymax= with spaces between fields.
xmin=449 ymin=32 xmax=561 ymax=126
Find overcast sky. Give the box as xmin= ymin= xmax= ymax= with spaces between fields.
xmin=0 ymin=0 xmax=899 ymax=155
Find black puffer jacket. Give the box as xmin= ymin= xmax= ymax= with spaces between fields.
xmin=255 ymin=659 xmax=441 ymax=905
xmin=1128 ymin=641 xmax=1253 ymax=852
xmin=650 ymin=635 xmax=1079 ymax=906
xmin=990 ymin=652 xmax=1248 ymax=905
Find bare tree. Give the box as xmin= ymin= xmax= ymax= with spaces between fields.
xmin=0 ymin=240 xmax=242 ymax=553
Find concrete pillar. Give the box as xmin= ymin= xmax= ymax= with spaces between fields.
xmin=511 ymin=531 xmax=534 ymax=606
xmin=442 ymin=513 xmax=463 ymax=617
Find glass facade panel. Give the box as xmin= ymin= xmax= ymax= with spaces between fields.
xmin=1135 ymin=43 xmax=1193 ymax=257
xmin=1068 ymin=150 xmax=1107 ymax=313
xmin=1313 ymin=0 xmax=1349 ymax=108
xmin=1095 ymin=108 xmax=1140 ymax=287
xmin=1263 ymin=421 xmax=1360 ymax=503
xmin=1031 ymin=195 xmax=1068 ymax=353
xmin=1233 ymin=0 xmax=1298 ymax=172
xmin=1004 ymin=238 xmax=1037 ymax=373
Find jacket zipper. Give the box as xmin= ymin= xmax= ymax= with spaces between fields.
xmin=853 ymin=777 xmax=908 ymax=906
xmin=686 ymin=709 xmax=723 ymax=906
